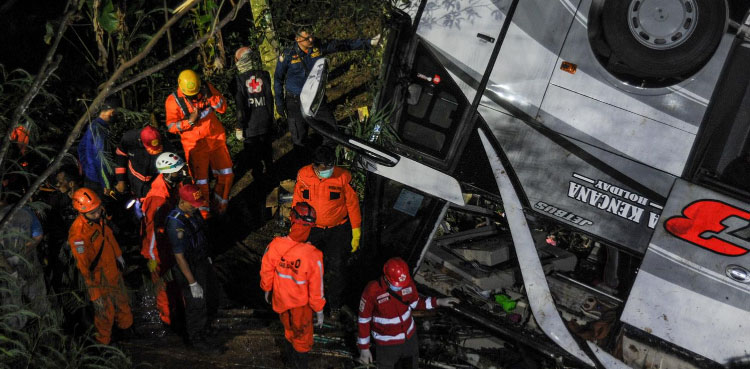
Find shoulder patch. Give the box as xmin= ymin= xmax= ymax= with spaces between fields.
xmin=401 ymin=286 xmax=413 ymax=295
xmin=278 ymin=55 xmax=284 ymax=62
xmin=359 ymin=298 xmax=366 ymax=312
xmin=176 ymin=229 xmax=185 ymax=239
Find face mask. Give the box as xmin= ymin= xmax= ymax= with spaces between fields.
xmin=387 ymin=282 xmax=403 ymax=292
xmin=317 ymin=168 xmax=334 ymax=178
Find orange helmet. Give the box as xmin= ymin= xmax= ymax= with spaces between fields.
xmin=72 ymin=188 xmax=101 ymax=213
xmin=383 ymin=257 xmax=411 ymax=288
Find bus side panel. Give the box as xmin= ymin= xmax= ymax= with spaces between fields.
xmin=621 ymin=179 xmax=750 ymax=364
xmin=481 ymin=104 xmax=673 ymax=254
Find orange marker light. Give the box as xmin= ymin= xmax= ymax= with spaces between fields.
xmin=433 ymin=74 xmax=441 ymax=84
xmin=560 ymin=61 xmax=577 ymax=74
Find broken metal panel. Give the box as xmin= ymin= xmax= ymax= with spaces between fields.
xmin=621 ymin=179 xmax=750 ymax=364
xmin=478 ymin=128 xmax=595 ymax=366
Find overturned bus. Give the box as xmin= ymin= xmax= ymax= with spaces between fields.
xmin=300 ymin=0 xmax=750 ymax=367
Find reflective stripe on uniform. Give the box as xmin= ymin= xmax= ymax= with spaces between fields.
xmin=358 ymin=316 xmax=372 ymax=323
xmin=149 ymin=232 xmax=157 ymax=260
xmin=425 ymin=297 xmax=433 ymax=310
xmin=213 ymin=193 xmax=228 ymax=204
xmin=276 ymin=271 xmax=306 ymax=284
xmin=357 ymin=336 xmax=371 ymax=345
xmin=373 ymin=309 xmax=411 ymax=325
xmin=317 ymin=260 xmax=324 ymax=298
xmin=372 ymin=319 xmax=415 ymax=342
xmin=195 ymin=179 xmax=209 ymax=185
xmin=212 ymin=98 xmax=223 ymax=110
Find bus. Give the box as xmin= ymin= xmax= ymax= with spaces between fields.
xmin=301 ymin=0 xmax=750 ymax=367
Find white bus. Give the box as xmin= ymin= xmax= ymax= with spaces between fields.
xmin=302 ymin=0 xmax=750 ymax=367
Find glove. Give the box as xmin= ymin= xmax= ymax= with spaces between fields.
xmin=116 ymin=256 xmax=126 ymax=271
xmin=264 ymin=290 xmax=271 ymax=304
xmin=358 ymin=348 xmax=373 ymax=364
xmin=92 ymin=298 xmax=105 ymax=312
xmin=436 ymin=297 xmax=459 ymax=307
xmin=189 ymin=281 xmax=204 ymax=299
xmin=235 ymin=128 xmax=244 ymax=140
xmin=370 ymin=34 xmax=381 ymax=47
xmin=315 ymin=310 xmax=324 ymax=328
xmin=147 ymin=259 xmax=158 ymax=273
xmin=115 ymin=181 xmax=126 ymax=193
xmin=276 ymin=104 xmax=286 ymax=119
xmin=351 ymin=228 xmax=361 ymax=253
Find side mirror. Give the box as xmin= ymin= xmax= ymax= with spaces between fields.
xmin=300 ymin=58 xmax=329 ymax=118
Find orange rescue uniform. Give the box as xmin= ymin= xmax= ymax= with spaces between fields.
xmin=68 ymin=215 xmax=133 ymax=344
xmin=292 ymin=165 xmax=361 ymax=229
xmin=141 ymin=174 xmax=180 ymax=325
xmin=165 ymin=82 xmax=233 ymax=215
xmin=260 ymin=236 xmax=325 ymax=352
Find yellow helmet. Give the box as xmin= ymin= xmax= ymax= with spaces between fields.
xmin=178 ymin=69 xmax=201 ymax=96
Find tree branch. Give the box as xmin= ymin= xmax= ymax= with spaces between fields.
xmin=0 ymin=0 xmax=76 ymax=168
xmin=109 ymin=0 xmax=242 ymax=95
xmin=0 ymin=0 xmax=247 ymax=232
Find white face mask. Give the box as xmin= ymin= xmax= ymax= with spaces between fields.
xmin=387 ymin=282 xmax=403 ymax=292
xmin=317 ymin=168 xmax=334 ymax=178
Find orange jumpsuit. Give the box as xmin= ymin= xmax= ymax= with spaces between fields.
xmin=68 ymin=215 xmax=133 ymax=344
xmin=292 ymin=165 xmax=361 ymax=229
xmin=260 ymin=236 xmax=325 ymax=352
xmin=141 ymin=174 xmax=180 ymax=325
xmin=165 ymin=83 xmax=233 ymax=215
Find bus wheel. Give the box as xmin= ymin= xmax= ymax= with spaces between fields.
xmin=601 ymin=0 xmax=726 ymax=79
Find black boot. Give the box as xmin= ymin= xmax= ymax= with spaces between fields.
xmin=292 ymin=350 xmax=309 ymax=369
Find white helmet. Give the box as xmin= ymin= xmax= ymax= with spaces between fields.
xmin=155 ymin=152 xmax=185 ymax=173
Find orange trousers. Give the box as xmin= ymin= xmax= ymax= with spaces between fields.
xmin=93 ymin=288 xmax=133 ymax=344
xmin=279 ymin=306 xmax=313 ymax=352
xmin=151 ymin=269 xmax=181 ymax=326
xmin=187 ymin=143 xmax=234 ymax=216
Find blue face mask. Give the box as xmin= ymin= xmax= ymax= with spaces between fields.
xmin=317 ymin=168 xmax=334 ymax=178
xmin=387 ymin=283 xmax=403 ymax=292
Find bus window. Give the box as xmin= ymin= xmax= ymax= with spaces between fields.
xmin=395 ymin=42 xmax=468 ymax=159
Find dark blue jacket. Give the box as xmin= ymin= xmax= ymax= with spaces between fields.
xmin=273 ymin=39 xmax=371 ymax=108
xmin=165 ymin=207 xmax=209 ymax=264
xmin=78 ymin=117 xmax=113 ymax=188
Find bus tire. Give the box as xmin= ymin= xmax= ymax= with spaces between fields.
xmin=601 ymin=0 xmax=727 ymax=79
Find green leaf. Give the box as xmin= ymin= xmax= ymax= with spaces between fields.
xmin=98 ymin=0 xmax=119 ymax=33
xmin=43 ymin=22 xmax=54 ymax=45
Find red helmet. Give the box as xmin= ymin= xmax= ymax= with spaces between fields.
xmin=383 ymin=257 xmax=411 ymax=288
xmin=72 ymin=188 xmax=101 ymax=213
xmin=291 ymin=202 xmax=316 ymax=226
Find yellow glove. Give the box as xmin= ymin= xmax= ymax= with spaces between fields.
xmin=147 ymin=259 xmax=158 ymax=273
xmin=351 ymin=228 xmax=361 ymax=253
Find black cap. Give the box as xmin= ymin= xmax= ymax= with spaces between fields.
xmin=312 ymin=146 xmax=335 ymax=166
xmin=100 ymin=97 xmax=119 ymax=112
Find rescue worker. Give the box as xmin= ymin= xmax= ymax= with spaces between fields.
xmin=67 ymin=188 xmax=133 ymax=344
xmin=165 ymin=70 xmax=233 ymax=217
xmin=141 ymin=152 xmax=188 ymax=328
xmin=114 ymin=125 xmax=167 ymax=204
xmin=78 ymin=97 xmax=118 ymax=199
xmin=44 ymin=166 xmax=82 ymax=292
xmin=357 ymin=257 xmax=459 ymax=368
xmin=165 ymin=184 xmax=219 ymax=350
xmin=234 ymin=46 xmax=275 ymax=179
xmin=0 ymin=180 xmax=51 ymax=330
xmin=292 ymin=145 xmax=360 ymax=319
xmin=260 ymin=202 xmax=325 ymax=369
xmin=9 ymin=122 xmax=30 ymax=156
xmin=274 ymin=27 xmax=379 ymax=162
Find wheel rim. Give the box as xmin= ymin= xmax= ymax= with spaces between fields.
xmin=627 ymin=0 xmax=699 ymax=50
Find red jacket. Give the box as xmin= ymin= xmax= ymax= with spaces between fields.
xmin=357 ymin=278 xmax=435 ymax=349
xmin=165 ymin=83 xmax=227 ymax=153
xmin=140 ymin=174 xmax=177 ymax=265
xmin=260 ymin=236 xmax=326 ymax=313
xmin=292 ymin=165 xmax=361 ymax=229
xmin=68 ymin=215 xmax=123 ymax=301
